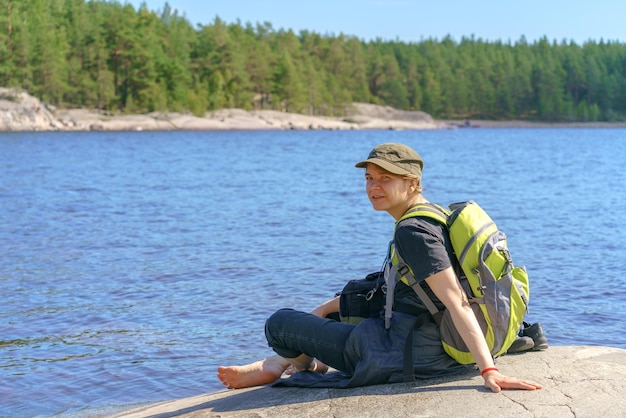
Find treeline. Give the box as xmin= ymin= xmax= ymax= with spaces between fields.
xmin=2 ymin=0 xmax=626 ymax=121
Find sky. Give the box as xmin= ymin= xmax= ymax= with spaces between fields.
xmin=127 ymin=0 xmax=626 ymax=45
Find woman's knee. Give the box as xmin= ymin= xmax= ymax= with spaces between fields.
xmin=265 ymin=308 xmax=297 ymax=339
xmin=265 ymin=308 xmax=303 ymax=358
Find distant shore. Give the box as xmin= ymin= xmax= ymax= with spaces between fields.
xmin=442 ymin=119 xmax=626 ymax=129
xmin=2 ymin=88 xmax=626 ymax=132
xmin=0 ymin=88 xmax=439 ymax=132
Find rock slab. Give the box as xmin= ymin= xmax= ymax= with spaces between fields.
xmin=110 ymin=346 xmax=626 ymax=418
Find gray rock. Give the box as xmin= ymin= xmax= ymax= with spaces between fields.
xmin=110 ymin=346 xmax=626 ymax=418
xmin=0 ymin=88 xmax=441 ymax=132
xmin=0 ymin=87 xmax=60 ymax=131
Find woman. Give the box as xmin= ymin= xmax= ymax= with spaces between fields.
xmin=218 ymin=143 xmax=542 ymax=393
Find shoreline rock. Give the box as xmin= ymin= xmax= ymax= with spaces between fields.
xmin=4 ymin=88 xmax=626 ymax=132
xmin=1 ymin=88 xmax=439 ymax=132
xmin=107 ymin=346 xmax=626 ymax=418
xmin=0 ymin=88 xmax=65 ymax=131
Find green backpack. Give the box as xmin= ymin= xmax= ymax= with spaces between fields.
xmin=386 ymin=200 xmax=530 ymax=365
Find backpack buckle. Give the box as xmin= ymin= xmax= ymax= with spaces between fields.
xmin=398 ymin=265 xmax=410 ymax=277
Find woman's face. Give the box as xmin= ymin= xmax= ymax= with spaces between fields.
xmin=364 ymin=163 xmax=414 ymax=220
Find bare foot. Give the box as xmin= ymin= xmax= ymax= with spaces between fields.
xmin=284 ymin=358 xmax=329 ymax=375
xmin=217 ymin=355 xmax=291 ymax=389
xmin=312 ymin=359 xmax=329 ymax=374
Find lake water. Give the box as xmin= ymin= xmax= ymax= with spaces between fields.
xmin=1 ymin=128 xmax=626 ymax=417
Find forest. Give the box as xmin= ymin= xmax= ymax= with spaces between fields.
xmin=2 ymin=0 xmax=626 ymax=122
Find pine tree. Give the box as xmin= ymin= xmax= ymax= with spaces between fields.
xmin=0 ymin=0 xmax=14 ymax=86
xmin=532 ymin=38 xmax=567 ymax=121
xmin=25 ymin=0 xmax=70 ymax=104
xmin=157 ymin=3 xmax=195 ymax=111
xmin=2 ymin=0 xmax=626 ymax=122
xmin=273 ymin=49 xmax=306 ymax=113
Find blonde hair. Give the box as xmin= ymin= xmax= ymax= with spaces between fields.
xmin=402 ymin=173 xmax=423 ymax=194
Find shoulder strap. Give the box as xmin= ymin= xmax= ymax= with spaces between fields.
xmin=392 ymin=203 xmax=450 ymax=383
xmin=395 ymin=251 xmax=443 ymax=325
xmin=393 ymin=202 xmax=450 ymax=323
xmin=397 ymin=202 xmax=449 ymax=226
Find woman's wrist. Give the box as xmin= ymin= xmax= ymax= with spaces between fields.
xmin=480 ymin=367 xmax=499 ymax=377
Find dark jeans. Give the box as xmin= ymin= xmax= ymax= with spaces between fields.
xmin=265 ymin=308 xmax=355 ymax=373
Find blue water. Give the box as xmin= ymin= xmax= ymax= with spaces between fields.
xmin=1 ymin=129 xmax=625 ymax=417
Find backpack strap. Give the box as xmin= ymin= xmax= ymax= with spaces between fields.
xmin=395 ymin=203 xmax=450 ymax=382
xmin=392 ymin=203 xmax=453 ymax=382
xmin=384 ymin=238 xmax=445 ymax=329
xmin=394 ymin=202 xmax=450 ymax=325
xmin=402 ymin=311 xmax=434 ymax=382
xmin=383 ymin=261 xmax=398 ymax=329
xmin=398 ymin=202 xmax=449 ymax=225
xmin=395 ymin=252 xmax=443 ymax=325
xmin=397 ymin=255 xmax=445 ymax=383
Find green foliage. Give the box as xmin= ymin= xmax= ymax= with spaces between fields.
xmin=3 ymin=0 xmax=626 ymax=122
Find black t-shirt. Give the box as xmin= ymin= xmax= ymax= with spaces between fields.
xmin=392 ymin=215 xmax=462 ymax=314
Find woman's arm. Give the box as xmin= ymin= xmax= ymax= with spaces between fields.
xmin=311 ymin=296 xmax=340 ymax=318
xmin=425 ymin=267 xmax=542 ymax=392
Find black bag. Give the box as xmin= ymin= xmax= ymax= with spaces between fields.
xmin=339 ymin=271 xmax=385 ymax=325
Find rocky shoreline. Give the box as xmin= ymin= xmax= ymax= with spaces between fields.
xmin=0 ymin=88 xmax=440 ymax=132
xmin=3 ymin=88 xmax=626 ymax=132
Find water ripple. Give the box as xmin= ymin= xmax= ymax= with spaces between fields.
xmin=1 ymin=129 xmax=625 ymax=416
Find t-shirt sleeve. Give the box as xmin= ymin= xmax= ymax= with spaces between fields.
xmin=394 ymin=218 xmax=452 ymax=284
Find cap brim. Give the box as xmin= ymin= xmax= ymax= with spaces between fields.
xmin=354 ymin=158 xmax=411 ymax=175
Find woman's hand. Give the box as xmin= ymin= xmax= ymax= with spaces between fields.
xmin=425 ymin=269 xmax=542 ymax=392
xmin=482 ymin=370 xmax=543 ymax=392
